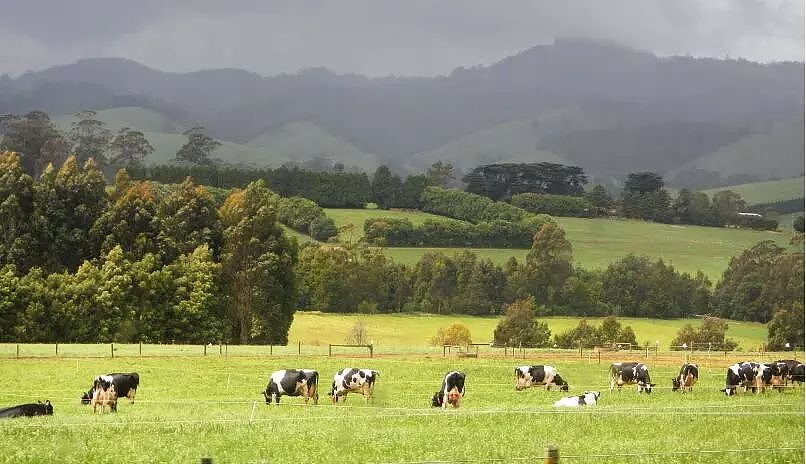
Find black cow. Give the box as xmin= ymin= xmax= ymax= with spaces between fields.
xmin=672 ymin=363 xmax=699 ymax=392
xmin=0 ymin=401 xmax=53 ymax=419
xmin=514 ymin=365 xmax=569 ymax=391
xmin=431 ymin=371 xmax=466 ymax=409
xmin=774 ymin=359 xmax=801 ymax=385
xmin=263 ymin=369 xmax=319 ymax=405
xmin=721 ymin=362 xmax=757 ymax=396
xmin=756 ymin=363 xmax=784 ymax=392
xmin=609 ymin=362 xmax=654 ymax=394
xmin=81 ymin=373 xmax=139 ymax=411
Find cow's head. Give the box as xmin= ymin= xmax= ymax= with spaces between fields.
xmin=40 ymin=400 xmax=53 ymax=416
xmin=80 ymin=390 xmax=92 ymax=405
xmin=554 ymin=374 xmax=570 ymax=392
xmin=262 ymin=389 xmax=270 ymax=405
xmin=514 ymin=368 xmax=531 ymax=390
xmin=721 ymin=387 xmax=736 ymax=396
xmin=431 ymin=392 xmax=442 ymax=408
xmin=638 ymin=382 xmax=655 ymax=394
xmin=671 ymin=377 xmax=681 ymax=392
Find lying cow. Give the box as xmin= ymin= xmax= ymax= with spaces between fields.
xmin=90 ymin=377 xmax=117 ymax=414
xmin=672 ymin=363 xmax=699 ymax=392
xmin=263 ymin=369 xmax=319 ymax=405
xmin=431 ymin=371 xmax=466 ymax=409
xmin=554 ymin=391 xmax=600 ymax=407
xmin=514 ymin=365 xmax=569 ymax=392
xmin=609 ymin=362 xmax=654 ymax=394
xmin=81 ymin=372 xmax=139 ymax=410
xmin=721 ymin=362 xmax=758 ymax=395
xmin=330 ymin=368 xmax=379 ymax=403
xmin=0 ymin=401 xmax=53 ymax=419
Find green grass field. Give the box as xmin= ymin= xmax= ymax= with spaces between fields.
xmin=0 ymin=355 xmax=801 ymax=463
xmin=287 ymin=312 xmax=768 ymax=352
xmin=701 ymin=177 xmax=804 ymax=205
xmin=324 ymin=209 xmax=792 ymax=280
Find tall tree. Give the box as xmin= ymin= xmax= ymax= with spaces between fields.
xmin=0 ymin=152 xmax=38 ymax=271
xmin=710 ymin=190 xmax=747 ymax=225
xmin=91 ymin=181 xmax=162 ymax=260
xmin=0 ymin=111 xmax=64 ymax=176
xmin=585 ymin=184 xmax=612 ymax=211
xmin=109 ymin=127 xmax=154 ymax=168
xmin=371 ymin=165 xmax=402 ymax=210
xmin=621 ymin=172 xmax=671 ymax=222
xmin=493 ymin=298 xmax=552 ymax=347
xmin=426 ymin=161 xmax=455 ymax=187
xmin=525 ymin=222 xmax=573 ymax=305
xmin=767 ymin=303 xmax=805 ymax=350
xmin=219 ymin=180 xmax=297 ymax=344
xmin=157 ymin=177 xmax=223 ymax=262
xmin=69 ymin=110 xmax=111 ymax=167
xmin=176 ymin=126 xmax=221 ymax=165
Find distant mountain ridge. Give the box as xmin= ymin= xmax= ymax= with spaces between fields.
xmin=2 ymin=38 xmax=803 ymax=187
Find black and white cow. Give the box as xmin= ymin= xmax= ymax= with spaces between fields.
xmin=514 ymin=365 xmax=569 ymax=392
xmin=756 ymin=363 xmax=784 ymax=392
xmin=721 ymin=362 xmax=758 ymax=396
xmin=329 ymin=368 xmax=379 ymax=403
xmin=671 ymin=363 xmax=699 ymax=392
xmin=554 ymin=391 xmax=600 ymax=407
xmin=609 ymin=362 xmax=654 ymax=394
xmin=431 ymin=371 xmax=466 ymax=409
xmin=262 ymin=369 xmax=319 ymax=405
xmin=81 ymin=372 xmax=139 ymax=411
xmin=790 ymin=363 xmax=805 ymax=385
xmin=0 ymin=401 xmax=53 ymax=419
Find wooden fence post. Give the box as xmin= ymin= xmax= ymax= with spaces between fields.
xmin=139 ymin=342 xmax=142 ymax=356
xmin=270 ymin=344 xmax=273 ymax=356
xmin=298 ymin=341 xmax=301 ymax=355
xmin=55 ymin=343 xmax=58 ymax=356
xmin=544 ymin=445 xmax=559 ymax=463
xmin=598 ymin=351 xmax=601 ymax=364
xmin=16 ymin=344 xmax=19 ymax=358
xmin=111 ymin=343 xmax=114 ymax=359
xmin=369 ymin=344 xmax=374 ymax=358
xmin=329 ymin=344 xmax=332 ymax=356
xmin=204 ymin=344 xmax=207 ymax=356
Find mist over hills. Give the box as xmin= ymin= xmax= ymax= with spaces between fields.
xmin=1 ymin=38 xmax=803 ymax=188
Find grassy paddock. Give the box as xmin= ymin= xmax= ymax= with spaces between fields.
xmin=0 ymin=355 xmax=802 ymax=463
xmin=323 ymin=209 xmax=792 ymax=280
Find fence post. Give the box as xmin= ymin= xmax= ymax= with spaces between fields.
xmin=204 ymin=344 xmax=207 ymax=356
xmin=329 ymin=344 xmax=332 ymax=356
xmin=298 ymin=341 xmax=301 ymax=355
xmin=369 ymin=344 xmax=374 ymax=358
xmin=598 ymin=351 xmax=601 ymax=364
xmin=225 ymin=344 xmax=228 ymax=356
xmin=139 ymin=342 xmax=142 ymax=356
xmin=111 ymin=343 xmax=114 ymax=359
xmin=55 ymin=343 xmax=58 ymax=356
xmin=200 ymin=458 xmax=213 ymax=464
xmin=16 ymin=344 xmax=19 ymax=358
xmin=219 ymin=343 xmax=222 ymax=355
xmin=270 ymin=344 xmax=273 ymax=356
xmin=544 ymin=445 xmax=559 ymax=464
xmin=645 ymin=346 xmax=649 ymax=359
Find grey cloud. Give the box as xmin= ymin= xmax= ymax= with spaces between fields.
xmin=1 ymin=0 xmax=802 ymax=77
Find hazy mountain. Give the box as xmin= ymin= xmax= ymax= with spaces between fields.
xmin=2 ymin=39 xmax=802 ymax=186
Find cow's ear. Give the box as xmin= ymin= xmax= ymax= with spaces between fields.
xmin=650 ymin=383 xmax=656 ymax=387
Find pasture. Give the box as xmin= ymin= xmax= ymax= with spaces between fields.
xmin=701 ymin=177 xmax=804 ymax=205
xmin=0 ymin=353 xmax=802 ymax=463
xmin=324 ymin=209 xmax=792 ymax=280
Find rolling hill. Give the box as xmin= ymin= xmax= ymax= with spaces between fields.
xmin=701 ymin=177 xmax=804 ymax=205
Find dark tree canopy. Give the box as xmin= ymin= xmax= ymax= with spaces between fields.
xmin=463 ymin=162 xmax=587 ymax=201
xmin=176 ymin=127 xmax=221 ymax=165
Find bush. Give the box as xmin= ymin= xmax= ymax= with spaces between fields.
xmin=430 ymin=323 xmax=473 ymax=346
xmin=278 ymin=196 xmax=338 ymax=241
xmin=669 ymin=316 xmax=738 ymax=350
xmin=345 ymin=320 xmax=370 ymax=345
xmin=553 ymin=317 xmax=638 ymax=348
xmin=310 ymin=216 xmax=338 ymax=241
xmin=511 ymin=193 xmax=595 ymax=217
xmin=493 ymin=298 xmax=551 ymax=347
xmin=421 ymin=187 xmax=529 ymax=223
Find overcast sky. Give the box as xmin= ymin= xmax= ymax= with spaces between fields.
xmin=1 ymin=0 xmax=803 ymax=77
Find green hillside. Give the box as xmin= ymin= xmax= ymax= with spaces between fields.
xmin=324 ymin=209 xmax=793 ymax=280
xmin=409 ymin=119 xmax=570 ymax=172
xmin=246 ymin=121 xmax=381 ymax=170
xmin=288 ymin=312 xmax=767 ymax=351
xmin=672 ymin=120 xmax=804 ymax=181
xmin=701 ymin=177 xmax=804 ymax=205
xmin=53 ymin=106 xmax=183 ymax=133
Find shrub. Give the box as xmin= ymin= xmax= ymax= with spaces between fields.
xmin=669 ymin=316 xmax=738 ymax=350
xmin=345 ymin=320 xmax=370 ymax=345
xmin=430 ymin=322 xmax=473 ymax=346
xmin=493 ymin=298 xmax=551 ymax=347
xmin=511 ymin=193 xmax=595 ymax=217
xmin=421 ymin=187 xmax=529 ymax=223
xmin=310 ymin=216 xmax=338 ymax=241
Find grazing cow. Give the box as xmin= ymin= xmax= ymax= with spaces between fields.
xmin=514 ymin=365 xmax=569 ymax=392
xmin=756 ymin=363 xmax=784 ymax=392
xmin=263 ymin=369 xmax=319 ymax=405
xmin=790 ymin=363 xmax=805 ymax=385
xmin=774 ymin=359 xmax=801 ymax=384
xmin=0 ymin=401 xmax=53 ymax=419
xmin=329 ymin=368 xmax=379 ymax=403
xmin=81 ymin=372 xmax=139 ymax=410
xmin=431 ymin=371 xmax=466 ymax=409
xmin=90 ymin=377 xmax=117 ymax=414
xmin=721 ymin=362 xmax=758 ymax=396
xmin=609 ymin=362 xmax=654 ymax=394
xmin=672 ymin=363 xmax=699 ymax=392
xmin=554 ymin=391 xmax=600 ymax=408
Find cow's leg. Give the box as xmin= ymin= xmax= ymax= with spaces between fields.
xmin=301 ymin=384 xmax=310 ymax=405
xmin=128 ymin=389 xmax=136 ymax=404
xmin=272 ymin=393 xmax=280 ymax=405
xmin=609 ymin=378 xmax=615 ymax=393
xmin=311 ymin=386 xmax=319 ymax=405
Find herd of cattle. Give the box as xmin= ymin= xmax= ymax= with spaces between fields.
xmin=0 ymin=359 xmax=803 ymax=419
